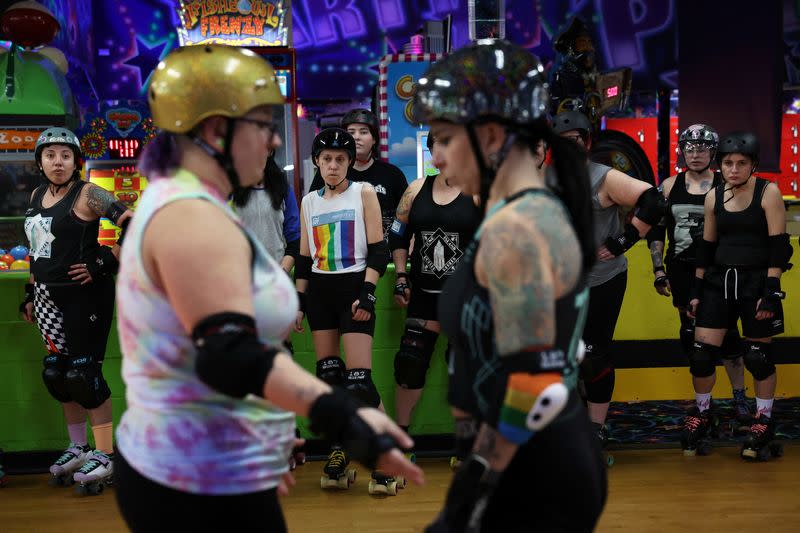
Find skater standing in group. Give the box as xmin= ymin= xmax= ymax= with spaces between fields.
xmin=415 ymin=39 xmax=607 ymax=532
xmin=686 ymin=131 xmax=792 ymax=460
xmin=551 ymin=110 xmax=667 ymax=453
xmin=20 ymin=127 xmax=130 ymax=493
xmin=389 ymin=133 xmax=481 ymax=462
xmin=295 ymin=128 xmax=406 ymax=495
xmin=113 ymin=46 xmax=421 ymax=532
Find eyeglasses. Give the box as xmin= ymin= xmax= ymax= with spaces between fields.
xmin=238 ymin=117 xmax=279 ymax=138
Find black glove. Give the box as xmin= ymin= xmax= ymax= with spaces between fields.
xmin=87 ymin=246 xmax=120 ymax=278
xmin=18 ymin=282 xmax=34 ymax=315
xmin=425 ymin=455 xmax=500 ymax=533
xmin=357 ymin=281 xmax=377 ymax=314
xmin=757 ymin=277 xmax=785 ymax=314
xmin=653 ymin=270 xmax=669 ymax=290
xmin=603 ymin=224 xmax=641 ymax=257
xmin=308 ymin=389 xmax=398 ymax=469
xmin=394 ymin=272 xmax=410 ymax=297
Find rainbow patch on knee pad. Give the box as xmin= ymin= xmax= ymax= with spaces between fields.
xmin=498 ymin=372 xmax=569 ymax=445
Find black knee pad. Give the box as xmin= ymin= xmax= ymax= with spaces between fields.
xmin=65 ymin=356 xmax=111 ymax=409
xmin=688 ymin=342 xmax=719 ymax=378
xmin=580 ymin=346 xmax=615 ymax=403
xmin=720 ymin=330 xmax=744 ymax=360
xmin=743 ymin=342 xmax=776 ymax=381
xmin=316 ymin=356 xmax=345 ymax=386
xmin=345 ymin=368 xmax=380 ymax=407
xmin=394 ymin=326 xmax=438 ymax=389
xmin=42 ymin=354 xmax=71 ymax=403
xmin=678 ymin=313 xmax=695 ymax=353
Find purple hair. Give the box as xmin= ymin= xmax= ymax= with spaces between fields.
xmin=138 ymin=131 xmax=182 ymax=177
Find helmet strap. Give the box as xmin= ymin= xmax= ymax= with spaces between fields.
xmin=466 ymin=123 xmax=496 ymax=214
xmin=327 ymin=176 xmax=348 ymax=190
xmin=192 ymin=118 xmax=242 ymax=193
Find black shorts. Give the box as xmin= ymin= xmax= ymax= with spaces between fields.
xmin=583 ymin=270 xmax=628 ymax=358
xmin=407 ymin=287 xmax=440 ymax=322
xmin=695 ymin=267 xmax=784 ymax=339
xmin=665 ymin=256 xmax=694 ymax=308
xmin=114 ymin=447 xmax=286 ymax=533
xmin=306 ymin=271 xmax=375 ymax=336
xmin=33 ymin=276 xmax=116 ymax=361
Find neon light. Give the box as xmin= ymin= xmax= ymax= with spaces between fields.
xmin=606 ymin=85 xmax=619 ymax=98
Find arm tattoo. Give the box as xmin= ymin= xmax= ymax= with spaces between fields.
xmin=650 ymin=240 xmax=664 ymax=270
xmin=474 ymin=425 xmax=503 ymax=463
xmin=395 ymin=186 xmax=416 ymax=219
xmin=86 ymin=184 xmax=116 ymax=217
xmin=477 ymin=195 xmax=581 ymax=354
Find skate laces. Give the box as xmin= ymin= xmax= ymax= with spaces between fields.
xmin=328 ymin=449 xmax=346 ymax=468
xmin=684 ymin=415 xmax=703 ymax=431
xmin=750 ymin=420 xmax=769 ymax=436
xmin=55 ymin=444 xmax=85 ymax=466
xmin=77 ymin=451 xmax=109 ymax=474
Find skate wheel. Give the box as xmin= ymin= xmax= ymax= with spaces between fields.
xmin=449 ymin=456 xmax=460 ymax=470
xmin=347 ymin=468 xmax=356 ymax=483
xmin=92 ymin=483 xmax=104 ymax=495
xmin=405 ymin=452 xmax=417 ymax=464
xmin=386 ymin=481 xmax=397 ymax=496
xmin=395 ymin=475 xmax=406 ymax=489
xmin=320 ymin=476 xmax=332 ymax=489
xmin=368 ymin=479 xmax=379 ymax=495
xmin=741 ymin=446 xmax=757 ymax=460
xmin=337 ymin=476 xmax=350 ymax=489
xmin=296 ymin=453 xmax=307 ymax=466
xmin=288 ymin=457 xmax=296 ymax=471
xmin=682 ymin=448 xmax=697 ymax=457
xmin=769 ymin=443 xmax=784 ymax=458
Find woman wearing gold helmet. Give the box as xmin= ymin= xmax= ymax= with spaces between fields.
xmin=112 ymin=45 xmax=422 ymax=531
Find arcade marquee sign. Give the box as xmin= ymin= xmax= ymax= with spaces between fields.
xmin=178 ymin=0 xmax=288 ymax=47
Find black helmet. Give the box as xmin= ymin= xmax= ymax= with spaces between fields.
xmin=716 ymin=131 xmax=759 ymax=166
xmin=552 ymin=110 xmax=592 ymax=137
xmin=341 ymin=108 xmax=379 ymax=140
xmin=679 ymin=124 xmax=718 ymax=153
xmin=312 ymin=128 xmax=356 ymax=165
xmin=413 ymin=39 xmax=549 ymax=127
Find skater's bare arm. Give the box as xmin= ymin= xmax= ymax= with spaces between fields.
xmin=473 ymin=424 xmax=517 ymax=471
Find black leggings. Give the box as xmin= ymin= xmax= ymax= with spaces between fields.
xmin=114 ymin=448 xmax=287 ymax=533
xmin=480 ymin=393 xmax=608 ymax=532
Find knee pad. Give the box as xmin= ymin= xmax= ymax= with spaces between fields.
xmin=316 ymin=356 xmax=345 ymax=386
xmin=42 ymin=354 xmax=71 ymax=403
xmin=345 ymin=368 xmax=380 ymax=408
xmin=394 ymin=326 xmax=438 ymax=389
xmin=720 ymin=330 xmax=744 ymax=360
xmin=678 ymin=313 xmax=695 ymax=353
xmin=743 ymin=342 xmax=776 ymax=381
xmin=65 ymin=356 xmax=111 ymax=409
xmin=688 ymin=342 xmax=719 ymax=378
xmin=580 ymin=346 xmax=615 ymax=403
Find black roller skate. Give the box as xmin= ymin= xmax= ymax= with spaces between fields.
xmin=368 ymin=470 xmax=405 ymax=496
xmin=320 ymin=447 xmax=356 ymax=490
xmin=74 ymin=450 xmax=114 ymax=496
xmin=730 ymin=392 xmax=752 ymax=434
xmin=681 ymin=406 xmax=717 ymax=456
xmin=593 ymin=422 xmax=614 ymax=467
xmin=741 ymin=415 xmax=783 ymax=461
xmin=48 ymin=443 xmax=90 ymax=487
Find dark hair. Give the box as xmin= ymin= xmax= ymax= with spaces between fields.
xmin=515 ymin=120 xmax=595 ymax=274
xmin=138 ymin=131 xmax=182 ymax=177
xmin=231 ymin=155 xmax=289 ymax=210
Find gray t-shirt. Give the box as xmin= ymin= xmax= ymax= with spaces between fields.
xmin=237 ymin=187 xmax=286 ymax=262
xmin=586 ymin=162 xmax=627 ymax=287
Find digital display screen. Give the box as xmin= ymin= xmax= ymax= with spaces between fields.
xmin=606 ymin=86 xmax=619 ymax=98
xmin=108 ymin=138 xmax=143 ymax=159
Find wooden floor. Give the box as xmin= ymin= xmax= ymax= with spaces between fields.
xmin=2 ymin=446 xmax=799 ymax=532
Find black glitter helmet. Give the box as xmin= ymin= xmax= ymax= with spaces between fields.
xmin=312 ymin=128 xmax=356 ymax=165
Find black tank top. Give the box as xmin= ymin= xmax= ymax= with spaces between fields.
xmin=665 ymin=171 xmax=722 ymax=261
xmin=24 ymin=181 xmax=100 ymax=284
xmin=713 ymin=177 xmax=770 ymax=267
xmin=408 ymin=175 xmax=481 ymax=293
xmin=438 ymin=189 xmax=588 ymax=424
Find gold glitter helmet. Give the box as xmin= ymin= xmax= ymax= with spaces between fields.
xmin=148 ymin=44 xmax=284 ymax=133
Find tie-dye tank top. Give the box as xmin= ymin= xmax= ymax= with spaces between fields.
xmin=115 ymin=169 xmax=297 ymax=495
xmin=302 ymin=181 xmax=367 ymax=274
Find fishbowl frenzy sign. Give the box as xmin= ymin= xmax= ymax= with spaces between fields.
xmin=178 ymin=0 xmax=288 ymax=46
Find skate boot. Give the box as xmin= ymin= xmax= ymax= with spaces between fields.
xmin=681 ymin=406 xmax=717 ymax=456
xmin=368 ymin=470 xmax=404 ymax=496
xmin=593 ymin=422 xmax=614 ymax=467
xmin=49 ymin=443 xmax=90 ymax=486
xmin=741 ymin=415 xmax=783 ymax=461
xmin=74 ymin=450 xmax=114 ymax=496
xmin=320 ymin=447 xmax=356 ymax=490
xmin=731 ymin=391 xmax=752 ymax=433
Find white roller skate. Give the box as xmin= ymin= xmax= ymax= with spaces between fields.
xmin=73 ymin=450 xmax=114 ymax=496
xmin=49 ymin=443 xmax=90 ymax=487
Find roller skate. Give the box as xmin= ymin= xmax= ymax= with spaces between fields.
xmin=740 ymin=415 xmax=783 ymax=461
xmin=48 ymin=443 xmax=90 ymax=487
xmin=448 ymin=453 xmax=464 ymax=470
xmin=730 ymin=392 xmax=752 ymax=434
xmin=368 ymin=470 xmax=405 ymax=496
xmin=320 ymin=447 xmax=356 ymax=490
xmin=681 ymin=406 xmax=717 ymax=456
xmin=593 ymin=422 xmax=614 ymax=467
xmin=73 ymin=450 xmax=114 ymax=496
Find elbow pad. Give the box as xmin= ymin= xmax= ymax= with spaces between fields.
xmin=768 ymin=233 xmax=794 ymax=271
xmin=633 ymin=187 xmax=668 ymax=226
xmin=192 ymin=312 xmax=278 ymax=399
xmin=366 ymin=241 xmax=389 ymax=276
xmin=695 ymin=239 xmax=717 ymax=269
xmin=295 ymin=254 xmax=312 ymax=280
xmin=388 ymin=219 xmax=411 ymax=252
xmin=284 ymin=238 xmax=300 ymax=260
xmin=104 ymin=201 xmax=128 ymax=226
